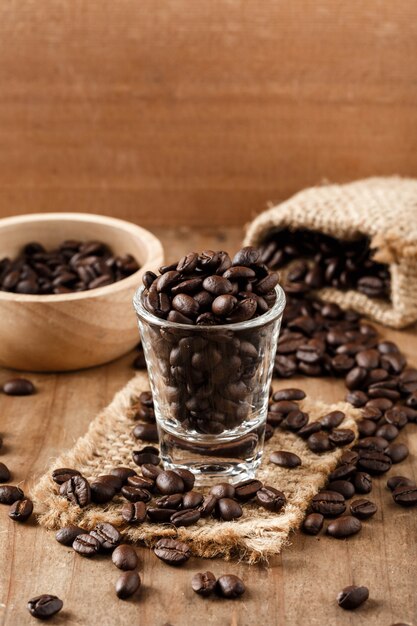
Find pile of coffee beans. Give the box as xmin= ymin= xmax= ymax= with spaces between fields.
xmin=142 ymin=247 xmax=279 ymax=325
xmin=258 ymin=228 xmax=390 ymax=301
xmin=139 ymin=247 xmax=281 ymax=435
xmin=0 ymin=240 xmax=140 ymax=295
xmin=131 ymin=391 xmax=158 ymax=443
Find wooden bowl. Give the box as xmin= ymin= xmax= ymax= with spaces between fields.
xmin=0 ymin=213 xmax=164 ymax=371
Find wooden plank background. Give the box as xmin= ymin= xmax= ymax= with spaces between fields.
xmin=0 ymin=0 xmax=416 ymax=226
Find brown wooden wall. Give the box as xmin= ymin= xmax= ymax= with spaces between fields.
xmin=0 ymin=0 xmax=416 ymax=226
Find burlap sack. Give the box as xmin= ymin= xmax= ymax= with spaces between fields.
xmin=31 ymin=372 xmax=360 ymax=564
xmin=244 ymin=176 xmax=417 ymax=329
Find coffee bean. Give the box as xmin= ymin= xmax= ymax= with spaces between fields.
xmin=210 ymin=483 xmax=236 ymax=500
xmin=115 ymin=571 xmax=141 ymax=599
xmin=353 ymin=472 xmax=373 ymax=494
xmin=355 ymin=436 xmax=388 ymax=453
xmin=174 ymin=468 xmax=195 ymax=491
xmin=384 ymin=408 xmax=408 ymax=429
xmin=328 ymin=463 xmax=357 ymax=482
xmin=127 ymin=475 xmax=155 ymax=491
xmin=212 ymin=294 xmax=237 ymax=317
xmin=375 ymin=423 xmax=398 ymax=441
xmin=386 ymin=475 xmax=415 ymax=492
xmin=216 ymin=498 xmax=243 ymax=521
xmin=90 ymin=522 xmax=121 ymax=550
xmin=0 ymin=485 xmax=24 ymax=505
xmin=132 ymin=446 xmax=160 ymax=466
xmin=55 ymin=525 xmax=85 ymax=546
xmin=156 ymin=471 xmax=185 ymax=495
xmin=357 ymin=451 xmax=391 ymax=475
xmin=272 ymin=388 xmax=306 ymax=402
xmin=350 ymin=498 xmax=377 ymax=520
xmin=234 ymin=479 xmax=263 ymax=501
xmin=392 ymin=484 xmax=417 ymax=506
xmin=73 ymin=533 xmax=101 ymax=556
xmin=110 ymin=467 xmax=137 ymax=483
xmin=147 ymin=507 xmax=177 ymax=522
xmin=27 ymin=594 xmax=63 ymax=619
xmin=385 ymin=442 xmax=409 ymax=464
xmin=60 ymin=475 xmax=91 ymax=507
xmin=155 ymin=493 xmax=183 ymax=509
xmin=171 ymin=509 xmax=201 ymax=527
xmin=327 ymin=515 xmax=362 ymax=538
xmin=311 ymin=491 xmax=346 ymax=516
xmin=9 ymin=498 xmax=33 ymax=522
xmin=340 ymin=450 xmax=359 ymax=465
xmin=121 ymin=485 xmax=152 ymax=503
xmin=191 ymin=571 xmax=217 ymax=596
xmin=153 ymin=538 xmax=191 ymax=565
xmin=283 ymin=410 xmax=309 ymax=431
xmin=2 ymin=378 xmax=36 ymax=396
xmin=52 ymin=467 xmax=81 ymax=485
xmin=302 ymin=513 xmax=324 ymax=535
xmin=298 ymin=421 xmax=321 ymax=439
xmin=337 ymin=585 xmax=369 ymax=610
xmin=0 ymin=462 xmax=11 ymax=483
xmin=90 ymin=480 xmax=116 ymax=504
xmin=216 ymin=574 xmax=246 ymax=598
xmin=307 ymin=431 xmax=331 ymax=453
xmin=329 ymin=429 xmax=355 ymax=447
xmin=112 ymin=544 xmax=139 ymax=571
xmin=182 ymin=491 xmax=204 ymax=509
xmin=122 ymin=501 xmax=147 ymax=523
xmin=270 ymin=451 xmax=301 ymax=468
xmin=199 ymin=494 xmax=218 ymax=517
xmin=141 ymin=464 xmax=163 ymax=480
xmin=327 ymin=480 xmax=355 ymax=499
xmin=320 ymin=410 xmax=345 ymax=430
xmin=132 ymin=422 xmax=158 ymax=442
xmin=256 ymin=486 xmax=286 ymax=512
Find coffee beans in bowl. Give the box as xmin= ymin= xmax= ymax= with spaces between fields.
xmin=134 ymin=247 xmax=285 ymax=482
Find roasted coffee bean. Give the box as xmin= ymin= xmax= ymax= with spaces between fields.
xmin=60 ymin=475 xmax=91 ymax=508
xmin=328 ymin=463 xmax=357 ymax=482
xmin=115 ymin=571 xmax=141 ymax=599
xmin=307 ymin=431 xmax=331 ymax=453
xmin=216 ymin=498 xmax=243 ymax=521
xmin=392 ymin=484 xmax=417 ymax=506
xmin=112 ymin=544 xmax=139 ymax=571
xmin=232 ymin=246 xmax=260 ymax=266
xmin=90 ymin=522 xmax=121 ymax=550
xmin=147 ymin=507 xmax=178 ymax=522
xmin=122 ymin=501 xmax=147 ymax=523
xmin=0 ymin=485 xmax=24 ymax=505
xmin=320 ymin=410 xmax=345 ymax=430
xmin=153 ymin=538 xmax=191 ymax=565
xmin=155 ymin=493 xmax=183 ymax=509
xmin=385 ymin=442 xmax=409 ymax=463
xmin=311 ymin=491 xmax=346 ymax=516
xmin=384 ymin=408 xmax=408 ymax=429
xmin=110 ymin=467 xmax=137 ymax=483
xmin=9 ymin=497 xmax=33 ymax=522
xmin=358 ymin=419 xmax=377 ymax=437
xmin=350 ymin=498 xmax=377 ymax=520
xmin=212 ymin=294 xmax=237 ymax=317
xmin=375 ymin=423 xmax=399 ymax=441
xmin=298 ymin=421 xmax=322 ymax=439
xmin=357 ymin=451 xmax=391 ymax=475
xmin=355 ymin=436 xmax=388 ymax=453
xmin=132 ymin=422 xmax=158 ymax=442
xmin=283 ymin=410 xmax=308 ymax=431
xmin=199 ymin=494 xmax=218 ymax=517
xmin=346 ymin=390 xmax=368 ymax=407
xmin=156 ymin=471 xmax=185 ymax=495
xmin=216 ymin=574 xmax=246 ymax=598
xmin=52 ymin=467 xmax=81 ymax=485
xmin=327 ymin=480 xmax=355 ymax=499
xmin=329 ymin=428 xmax=355 ymax=447
xmin=174 ymin=468 xmax=195 ymax=491
xmin=340 ymin=450 xmax=359 ymax=465
xmin=73 ymin=533 xmax=101 ymax=556
xmin=141 ymin=464 xmax=163 ymax=480
xmin=132 ymin=447 xmax=160 ymax=466
xmin=234 ymin=479 xmax=263 ymax=501
xmin=191 ymin=571 xmax=217 ymax=596
xmin=27 ymin=594 xmax=63 ymax=620
xmin=302 ymin=512 xmax=324 ymax=535
xmin=327 ymin=515 xmax=362 ymax=538
xmin=387 ymin=475 xmax=415 ymax=492
xmin=264 ymin=422 xmax=274 ymax=441
xmin=94 ymin=474 xmax=123 ymax=491
xmin=271 ymin=400 xmax=299 ymax=415
xmin=121 ymin=485 xmax=152 ymax=503
xmin=337 ymin=585 xmax=369 ymax=610
xmin=270 ymin=451 xmax=301 ymax=468
xmin=90 ymin=480 xmax=116 ymax=504
xmin=171 ymin=509 xmax=201 ymax=527
xmin=55 ymin=525 xmax=85 ymax=546
xmin=2 ymin=378 xmax=36 ymax=396
xmin=182 ymin=491 xmax=204 ymax=509
xmin=272 ymin=387 xmax=306 ymax=402
xmin=0 ymin=462 xmax=11 ymax=483
xmin=256 ymin=486 xmax=286 ymax=512
xmin=353 ymin=472 xmax=373 ymax=494
xmin=127 ymin=475 xmax=155 ymax=491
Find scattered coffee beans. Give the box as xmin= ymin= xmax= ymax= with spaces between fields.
xmin=72 ymin=533 xmax=101 ymax=557
xmin=327 ymin=516 xmax=362 ymax=539
xmin=216 ymin=574 xmax=246 ymax=599
xmin=302 ymin=513 xmax=324 ymax=535
xmin=9 ymin=498 xmax=33 ymax=522
xmin=112 ymin=544 xmax=139 ymax=571
xmin=349 ymin=499 xmax=377 ymax=520
xmin=27 ymin=594 xmax=63 ymax=620
xmin=337 ymin=585 xmax=369 ymax=610
xmin=191 ymin=571 xmax=217 ymax=596
xmin=153 ymin=538 xmax=191 ymax=565
xmin=115 ymin=571 xmax=141 ymax=599
xmin=55 ymin=525 xmax=85 ymax=546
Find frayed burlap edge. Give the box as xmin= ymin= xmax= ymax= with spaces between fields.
xmin=244 ymin=176 xmax=417 ymax=328
xmin=31 ymin=373 xmax=360 ymax=564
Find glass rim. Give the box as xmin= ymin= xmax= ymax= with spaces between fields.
xmin=133 ymin=283 xmax=286 ymax=331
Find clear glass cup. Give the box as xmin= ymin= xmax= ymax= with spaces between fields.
xmin=133 ymin=284 xmax=286 ymax=484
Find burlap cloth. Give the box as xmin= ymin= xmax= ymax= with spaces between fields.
xmin=244 ymin=176 xmax=417 ymax=329
xmin=32 ymin=372 xmax=360 ymax=563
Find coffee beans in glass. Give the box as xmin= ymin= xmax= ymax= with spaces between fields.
xmin=133 ymin=248 xmax=285 ymax=483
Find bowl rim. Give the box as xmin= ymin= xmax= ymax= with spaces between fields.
xmin=0 ymin=212 xmax=164 ymax=302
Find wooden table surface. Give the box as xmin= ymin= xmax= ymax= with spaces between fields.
xmin=1 ymin=226 xmax=416 ymax=626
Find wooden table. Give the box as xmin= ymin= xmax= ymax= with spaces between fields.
xmin=1 ymin=226 xmax=416 ymax=626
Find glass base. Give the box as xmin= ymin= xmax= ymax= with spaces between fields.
xmin=158 ymin=421 xmax=265 ymax=486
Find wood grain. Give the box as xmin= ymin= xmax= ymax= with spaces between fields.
xmin=0 ymin=226 xmax=416 ymax=625
xmin=0 ymin=1 xmax=416 ymax=225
